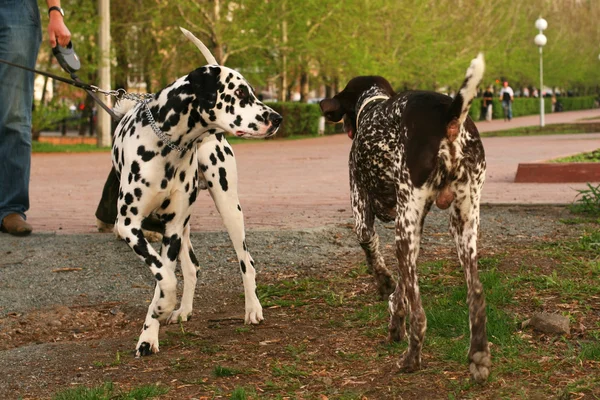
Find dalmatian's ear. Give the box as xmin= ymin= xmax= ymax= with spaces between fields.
xmin=187 ymin=66 xmax=220 ymax=109
xmin=320 ymin=98 xmax=344 ymax=123
xmin=179 ymin=27 xmax=219 ymax=65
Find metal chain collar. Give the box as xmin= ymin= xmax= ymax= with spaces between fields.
xmin=95 ymin=87 xmax=187 ymax=153
xmin=142 ymin=100 xmax=187 ymax=153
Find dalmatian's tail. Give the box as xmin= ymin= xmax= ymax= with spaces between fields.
xmin=112 ymin=99 xmax=137 ymax=120
xmin=445 ymin=53 xmax=485 ymax=141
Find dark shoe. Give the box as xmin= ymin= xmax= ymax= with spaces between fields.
xmin=1 ymin=213 xmax=33 ymax=236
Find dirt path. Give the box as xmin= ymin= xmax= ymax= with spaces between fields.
xmin=2 ymin=205 xmax=598 ymax=399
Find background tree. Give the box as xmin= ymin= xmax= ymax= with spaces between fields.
xmin=36 ymin=0 xmax=600 ymax=105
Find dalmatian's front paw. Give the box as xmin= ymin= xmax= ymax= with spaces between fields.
xmin=167 ymin=307 xmax=192 ymax=324
xmin=244 ymin=298 xmax=264 ymax=324
xmin=135 ymin=321 xmax=160 ymax=357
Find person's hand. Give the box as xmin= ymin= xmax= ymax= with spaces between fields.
xmin=48 ymin=12 xmax=71 ymax=48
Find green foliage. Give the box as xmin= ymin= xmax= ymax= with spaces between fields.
xmin=31 ymin=100 xmax=71 ymax=137
xmin=32 ymin=142 xmax=110 ymax=153
xmin=560 ymin=96 xmax=599 ymax=111
xmin=481 ymin=123 xmax=600 ymax=138
xmin=35 ymin=0 xmax=600 ymax=106
xmin=268 ymin=102 xmax=323 ymax=138
xmin=213 ymin=365 xmax=243 ymax=378
xmin=470 ymin=96 xmax=597 ymax=122
xmin=570 ymin=183 xmax=600 ymax=216
xmin=230 ymin=387 xmax=250 ymax=400
xmin=52 ymin=382 xmax=168 ymax=400
xmin=552 ymin=149 xmax=600 ymax=163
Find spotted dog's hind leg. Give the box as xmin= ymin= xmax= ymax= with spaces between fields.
xmin=449 ymin=176 xmax=491 ymax=382
xmin=168 ymin=222 xmax=200 ymax=324
xmin=198 ymin=136 xmax=263 ymax=324
xmin=390 ymin=184 xmax=432 ymax=373
xmin=115 ymin=200 xmax=177 ymax=356
xmin=133 ymin=191 xmax=192 ymax=356
xmin=350 ymin=171 xmax=395 ymax=299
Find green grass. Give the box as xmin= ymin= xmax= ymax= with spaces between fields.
xmin=31 ymin=132 xmax=324 ymax=154
xmin=480 ymin=122 xmax=600 ymax=138
xmin=213 ymin=365 xmax=244 ymax=377
xmin=569 ymin=183 xmax=600 ymax=216
xmin=271 ymin=363 xmax=309 ymax=378
xmin=32 ymin=142 xmax=111 ymax=153
xmin=230 ymin=387 xmax=257 ymax=400
xmin=52 ymin=382 xmax=168 ymax=400
xmin=258 ymin=278 xmax=333 ymax=308
xmin=551 ymin=148 xmax=600 ymax=163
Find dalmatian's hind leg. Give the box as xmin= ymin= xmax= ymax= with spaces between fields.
xmin=168 ymin=221 xmax=200 ymax=324
xmin=115 ymin=215 xmax=177 ymax=357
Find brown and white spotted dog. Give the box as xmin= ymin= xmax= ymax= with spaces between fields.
xmin=111 ymin=28 xmax=282 ymax=357
xmin=320 ymin=54 xmax=490 ymax=382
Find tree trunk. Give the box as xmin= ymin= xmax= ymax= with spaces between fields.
xmin=280 ymin=1 xmax=288 ymax=102
xmin=299 ymin=70 xmax=309 ymax=102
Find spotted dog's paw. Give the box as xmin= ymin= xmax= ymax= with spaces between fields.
xmin=135 ymin=321 xmax=160 ymax=357
xmin=397 ymin=350 xmax=421 ymax=373
xmin=143 ymin=230 xmax=163 ymax=243
xmin=244 ymin=297 xmax=264 ymax=324
xmin=469 ymin=350 xmax=491 ymax=383
xmin=167 ymin=308 xmax=192 ymax=324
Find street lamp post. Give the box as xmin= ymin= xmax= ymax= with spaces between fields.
xmin=535 ymin=17 xmax=548 ymax=127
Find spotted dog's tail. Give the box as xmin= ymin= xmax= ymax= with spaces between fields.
xmin=179 ymin=27 xmax=219 ymax=65
xmin=446 ymin=53 xmax=485 ymax=141
xmin=112 ymin=99 xmax=137 ymax=120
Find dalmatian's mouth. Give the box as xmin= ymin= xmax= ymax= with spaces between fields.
xmin=234 ymin=130 xmax=264 ymax=138
xmin=234 ymin=125 xmax=279 ymax=139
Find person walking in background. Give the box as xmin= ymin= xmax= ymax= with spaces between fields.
xmin=499 ymin=81 xmax=514 ymax=121
xmin=483 ymin=86 xmax=494 ymax=122
xmin=0 ymin=1 xmax=71 ymax=236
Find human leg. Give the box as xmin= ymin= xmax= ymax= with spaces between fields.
xmin=0 ymin=1 xmax=42 ymax=230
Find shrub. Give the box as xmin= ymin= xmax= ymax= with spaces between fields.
xmin=268 ymin=102 xmax=322 ymax=138
xmin=271 ymin=95 xmax=597 ymax=137
xmin=31 ymin=100 xmax=71 ymax=140
xmin=469 ymin=95 xmax=597 ymax=122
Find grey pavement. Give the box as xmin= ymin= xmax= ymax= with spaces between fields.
xmin=24 ymin=108 xmax=600 ymax=234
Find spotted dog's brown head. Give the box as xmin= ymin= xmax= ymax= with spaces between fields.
xmin=320 ymin=76 xmax=395 ymax=139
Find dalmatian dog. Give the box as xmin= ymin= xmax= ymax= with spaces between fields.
xmin=320 ymin=54 xmax=490 ymax=382
xmin=111 ymin=28 xmax=282 ymax=357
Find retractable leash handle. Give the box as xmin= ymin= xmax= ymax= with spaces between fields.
xmin=52 ymin=41 xmax=121 ymax=121
xmin=52 ymin=41 xmax=81 ymax=74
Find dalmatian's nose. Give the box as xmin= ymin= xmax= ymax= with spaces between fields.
xmin=268 ymin=113 xmax=283 ymax=129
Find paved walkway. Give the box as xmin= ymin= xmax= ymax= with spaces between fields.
xmin=26 ymin=108 xmax=600 ymax=234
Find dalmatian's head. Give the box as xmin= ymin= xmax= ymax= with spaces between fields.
xmin=186 ymin=66 xmax=282 ymax=138
xmin=181 ymin=28 xmax=282 ymax=139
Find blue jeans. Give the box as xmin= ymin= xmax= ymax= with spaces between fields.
xmin=0 ymin=0 xmax=42 ymax=223
xmin=502 ymin=100 xmax=512 ymax=121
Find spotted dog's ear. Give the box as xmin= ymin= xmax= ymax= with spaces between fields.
xmin=187 ymin=66 xmax=221 ymax=110
xmin=320 ymin=98 xmax=344 ymax=123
